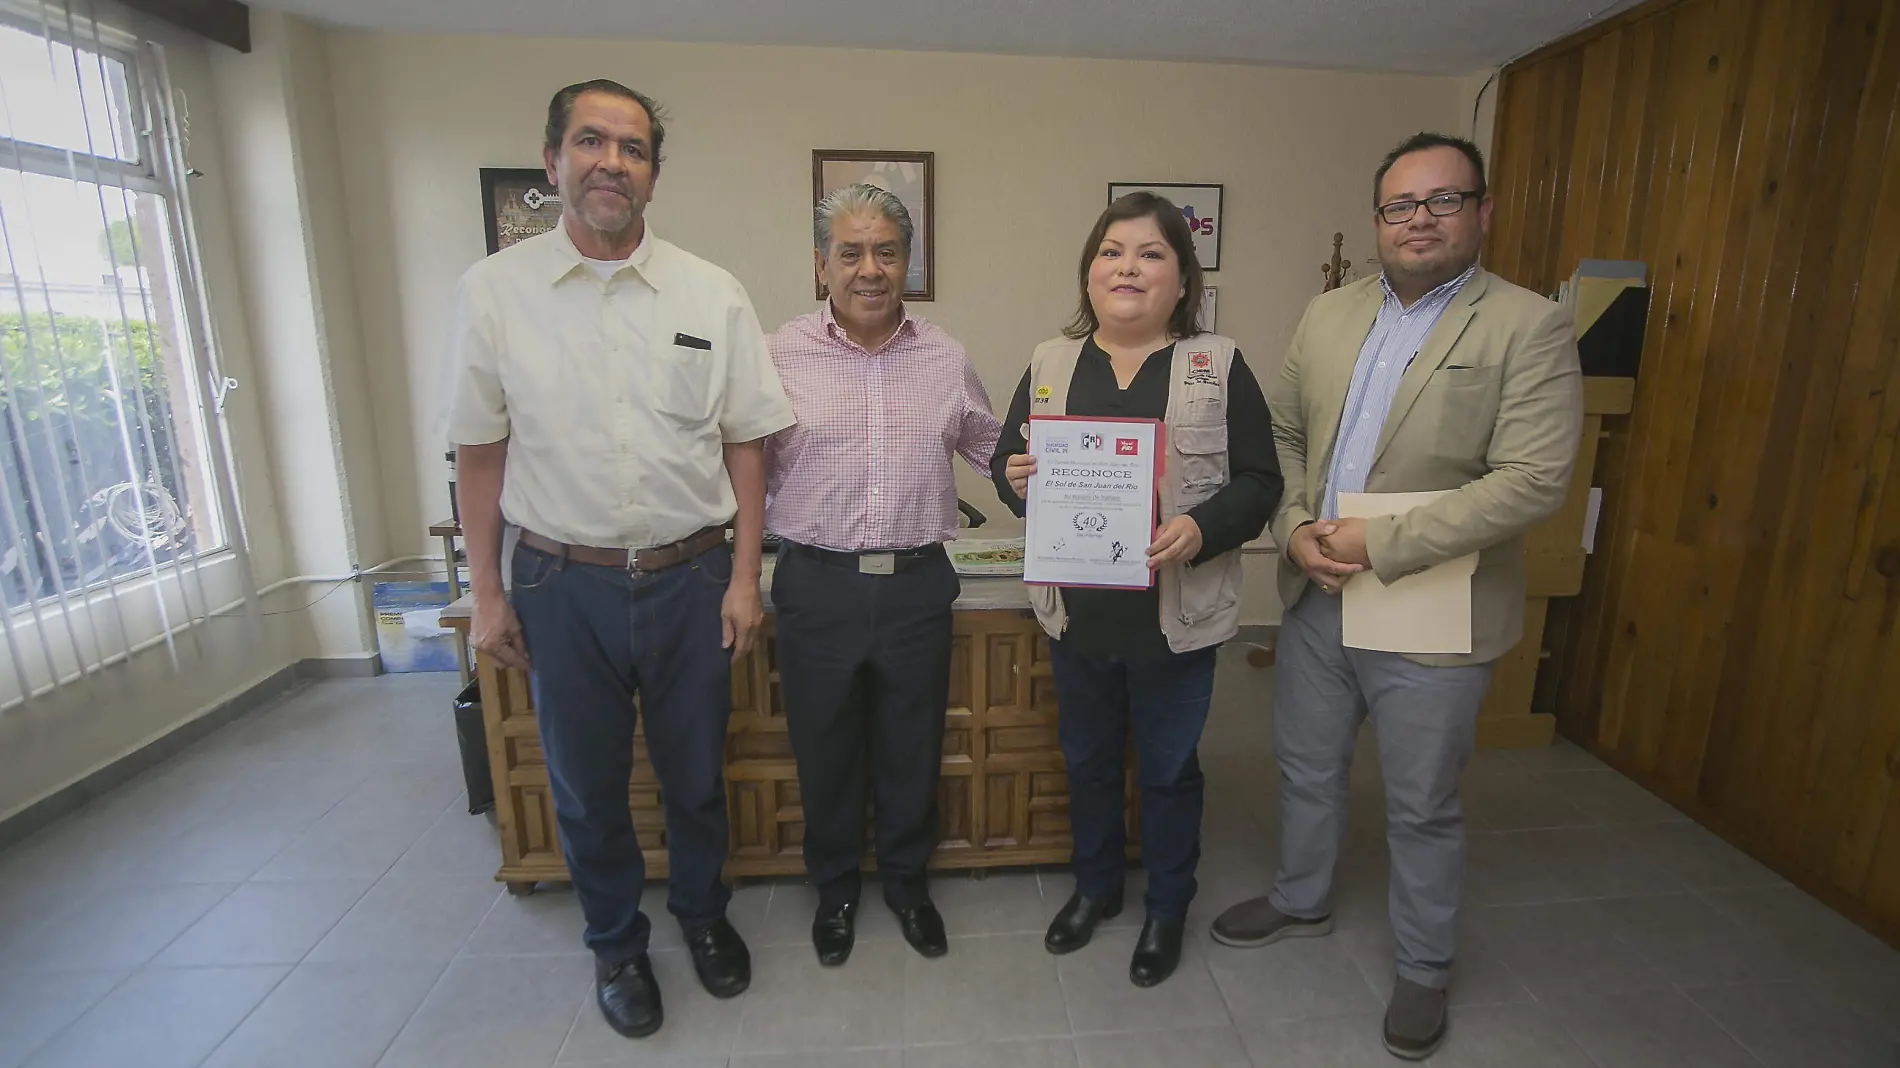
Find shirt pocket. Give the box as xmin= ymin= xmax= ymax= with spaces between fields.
xmin=1173 ymin=423 xmax=1229 ymax=507
xmin=649 ymin=340 xmax=719 ymax=425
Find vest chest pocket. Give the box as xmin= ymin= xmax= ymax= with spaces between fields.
xmin=1178 ymin=386 xmax=1223 ymax=421
xmin=1173 ymin=423 xmax=1229 ymax=506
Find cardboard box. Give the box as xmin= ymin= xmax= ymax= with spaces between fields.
xmin=373 ymin=580 xmax=459 ymax=673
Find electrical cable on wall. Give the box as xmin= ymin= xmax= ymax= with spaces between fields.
xmin=1472 ymin=68 xmax=1500 ymax=140
xmin=258 ymin=577 xmax=357 ymax=617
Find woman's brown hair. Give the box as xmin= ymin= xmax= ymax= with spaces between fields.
xmin=1063 ymin=191 xmax=1205 ymax=341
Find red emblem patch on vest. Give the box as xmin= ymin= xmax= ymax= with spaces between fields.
xmin=1185 ymin=350 xmax=1218 ymax=386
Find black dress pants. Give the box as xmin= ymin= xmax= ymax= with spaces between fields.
xmin=771 ymin=542 xmax=958 ymax=910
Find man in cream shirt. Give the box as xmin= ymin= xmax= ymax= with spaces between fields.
xmin=444 ymin=79 xmax=793 ymax=1041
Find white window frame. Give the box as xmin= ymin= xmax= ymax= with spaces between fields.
xmin=0 ymin=1 xmax=255 ymax=700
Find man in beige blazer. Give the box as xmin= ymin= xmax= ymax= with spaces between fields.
xmin=1210 ymin=133 xmax=1582 ymax=1060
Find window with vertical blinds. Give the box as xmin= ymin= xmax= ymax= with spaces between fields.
xmin=0 ymin=1 xmax=249 ymax=706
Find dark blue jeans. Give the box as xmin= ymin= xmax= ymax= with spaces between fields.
xmin=1049 ymin=639 xmax=1219 ymax=921
xmin=509 ymin=541 xmax=735 ymax=964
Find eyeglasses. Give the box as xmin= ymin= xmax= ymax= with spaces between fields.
xmin=1378 ymin=191 xmax=1481 ymax=225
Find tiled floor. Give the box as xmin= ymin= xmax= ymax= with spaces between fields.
xmin=2 ymin=655 xmax=1897 ymax=1067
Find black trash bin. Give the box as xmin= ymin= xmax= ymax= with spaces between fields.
xmin=453 ymin=679 xmax=495 ymax=815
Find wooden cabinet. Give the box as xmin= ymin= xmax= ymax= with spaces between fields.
xmin=454 ymin=603 xmax=1140 ymax=893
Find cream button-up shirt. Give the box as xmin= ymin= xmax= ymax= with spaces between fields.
xmin=443 ymin=224 xmax=795 ymax=549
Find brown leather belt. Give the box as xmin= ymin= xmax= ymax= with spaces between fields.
xmin=517 ymin=526 xmax=726 ymax=574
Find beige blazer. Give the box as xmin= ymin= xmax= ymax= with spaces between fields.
xmin=1267 ymin=267 xmax=1584 ymax=666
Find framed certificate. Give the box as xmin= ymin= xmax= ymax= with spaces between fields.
xmin=1023 ymin=416 xmax=1163 ymax=589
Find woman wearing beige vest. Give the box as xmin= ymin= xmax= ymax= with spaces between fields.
xmin=990 ymin=192 xmax=1282 ymax=987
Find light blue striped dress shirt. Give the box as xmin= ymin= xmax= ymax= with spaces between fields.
xmin=1320 ymin=264 xmax=1478 ymax=520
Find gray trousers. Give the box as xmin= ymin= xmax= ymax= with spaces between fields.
xmin=1268 ymin=586 xmax=1493 ymax=989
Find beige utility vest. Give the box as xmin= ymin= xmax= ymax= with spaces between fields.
xmin=1024 ymin=334 xmax=1244 ymax=653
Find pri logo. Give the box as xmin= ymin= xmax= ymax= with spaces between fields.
xmin=1115 ymin=438 xmax=1140 ymax=456
xmin=1080 ymin=433 xmax=1105 ymax=451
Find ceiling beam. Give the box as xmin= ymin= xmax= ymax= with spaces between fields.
xmin=114 ymin=0 xmax=250 ymax=53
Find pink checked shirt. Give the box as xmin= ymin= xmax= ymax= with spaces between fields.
xmin=765 ymin=305 xmax=1003 ymax=551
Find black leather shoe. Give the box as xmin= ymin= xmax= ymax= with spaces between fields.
xmin=1044 ymin=891 xmax=1123 ymax=955
xmin=1129 ymin=917 xmax=1184 ymax=987
xmin=595 ymin=954 xmax=662 ymax=1038
xmin=892 ymin=900 xmax=948 ymax=958
xmin=684 ymin=917 xmax=751 ymax=998
xmin=812 ymin=900 xmax=857 ymax=967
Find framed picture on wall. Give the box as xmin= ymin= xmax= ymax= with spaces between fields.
xmin=812 ymin=149 xmax=935 ymax=300
xmin=1108 ymin=182 xmax=1223 ymax=271
xmin=479 ymin=168 xmax=563 ymax=255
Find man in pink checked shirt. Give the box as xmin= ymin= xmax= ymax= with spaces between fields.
xmin=764 ymin=183 xmax=1002 ymax=969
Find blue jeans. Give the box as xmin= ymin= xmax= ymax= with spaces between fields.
xmin=1048 ymin=639 xmax=1219 ymax=920
xmin=509 ymin=542 xmax=735 ymax=964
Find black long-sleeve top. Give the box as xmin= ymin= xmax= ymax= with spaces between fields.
xmin=990 ymin=338 xmax=1284 ymax=659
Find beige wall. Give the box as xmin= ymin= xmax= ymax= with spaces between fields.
xmin=208 ymin=9 xmax=386 ymax=662
xmin=324 ymin=32 xmax=1471 ymax=623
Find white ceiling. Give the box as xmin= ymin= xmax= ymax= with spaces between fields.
xmin=256 ymin=0 xmax=1640 ymax=75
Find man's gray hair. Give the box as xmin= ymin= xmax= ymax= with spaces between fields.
xmin=814 ymin=183 xmax=914 ymax=258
